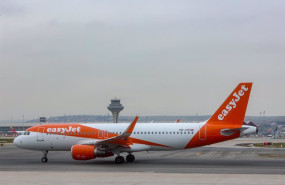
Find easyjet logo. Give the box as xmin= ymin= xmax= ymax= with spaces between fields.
xmin=47 ymin=126 xmax=81 ymax=133
xmin=218 ymin=85 xmax=248 ymax=121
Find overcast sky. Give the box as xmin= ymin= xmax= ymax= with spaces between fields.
xmin=0 ymin=0 xmax=284 ymax=120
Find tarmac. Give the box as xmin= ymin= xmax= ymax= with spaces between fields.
xmin=1 ymin=138 xmax=285 ymax=184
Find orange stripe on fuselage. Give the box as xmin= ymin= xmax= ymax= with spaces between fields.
xmin=27 ymin=124 xmax=114 ymax=139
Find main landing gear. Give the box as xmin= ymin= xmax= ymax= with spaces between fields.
xmin=41 ymin=151 xmax=48 ymax=163
xmin=115 ymin=156 xmax=124 ymax=164
xmin=115 ymin=154 xmax=135 ymax=164
xmin=126 ymin=154 xmax=135 ymax=162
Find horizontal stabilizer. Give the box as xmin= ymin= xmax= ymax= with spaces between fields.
xmin=220 ymin=127 xmax=247 ymax=136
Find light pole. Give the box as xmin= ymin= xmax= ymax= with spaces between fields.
xmin=22 ymin=115 xmax=25 ymax=131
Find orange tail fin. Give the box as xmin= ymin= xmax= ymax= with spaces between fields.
xmin=207 ymin=82 xmax=252 ymax=126
xmin=10 ymin=126 xmax=18 ymax=134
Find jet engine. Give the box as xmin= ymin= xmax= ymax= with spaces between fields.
xmin=71 ymin=145 xmax=113 ymax=160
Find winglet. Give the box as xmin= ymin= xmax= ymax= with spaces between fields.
xmin=125 ymin=116 xmax=139 ymax=134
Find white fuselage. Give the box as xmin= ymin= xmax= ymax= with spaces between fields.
xmin=14 ymin=122 xmax=205 ymax=151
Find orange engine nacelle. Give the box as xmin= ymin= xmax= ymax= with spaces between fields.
xmin=71 ymin=145 xmax=113 ymax=160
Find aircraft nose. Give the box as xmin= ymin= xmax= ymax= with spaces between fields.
xmin=13 ymin=136 xmax=22 ymax=147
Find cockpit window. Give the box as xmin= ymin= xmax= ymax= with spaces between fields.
xmin=23 ymin=131 xmax=30 ymax=135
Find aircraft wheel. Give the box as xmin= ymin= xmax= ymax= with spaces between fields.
xmin=41 ymin=157 xmax=48 ymax=163
xmin=126 ymin=154 xmax=135 ymax=162
xmin=115 ymin=156 xmax=124 ymax=164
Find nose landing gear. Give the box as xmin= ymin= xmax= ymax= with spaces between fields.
xmin=41 ymin=151 xmax=48 ymax=163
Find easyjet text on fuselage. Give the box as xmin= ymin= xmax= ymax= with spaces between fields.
xmin=46 ymin=126 xmax=81 ymax=134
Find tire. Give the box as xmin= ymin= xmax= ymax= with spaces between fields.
xmin=41 ymin=157 xmax=48 ymax=163
xmin=126 ymin=154 xmax=135 ymax=162
xmin=115 ymin=156 xmax=124 ymax=164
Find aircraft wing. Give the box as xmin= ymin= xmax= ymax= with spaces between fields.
xmin=79 ymin=116 xmax=139 ymax=148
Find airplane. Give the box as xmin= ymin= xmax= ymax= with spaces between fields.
xmin=10 ymin=127 xmax=24 ymax=135
xmin=13 ymin=82 xmax=257 ymax=164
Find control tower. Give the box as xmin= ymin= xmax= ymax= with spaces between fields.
xmin=107 ymin=99 xmax=124 ymax=123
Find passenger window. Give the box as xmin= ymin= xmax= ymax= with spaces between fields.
xmin=162 ymin=132 xmax=164 ymax=134
xmin=159 ymin=132 xmax=161 ymax=134
xmin=188 ymin=132 xmax=190 ymax=134
xmin=148 ymin=132 xmax=150 ymax=134
xmin=152 ymin=132 xmax=154 ymax=134
xmin=166 ymin=132 xmax=168 ymax=134
xmin=184 ymin=132 xmax=186 ymax=134
xmin=144 ymin=132 xmax=146 ymax=134
xmin=155 ymin=132 xmax=157 ymax=134
xmin=141 ymin=132 xmax=143 ymax=134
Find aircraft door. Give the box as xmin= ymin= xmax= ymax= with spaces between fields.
xmin=104 ymin=131 xmax=108 ymax=138
xmin=98 ymin=130 xmax=108 ymax=138
xmin=98 ymin=130 xmax=103 ymax=138
xmin=199 ymin=125 xmax=206 ymax=140
xmin=37 ymin=127 xmax=45 ymax=141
